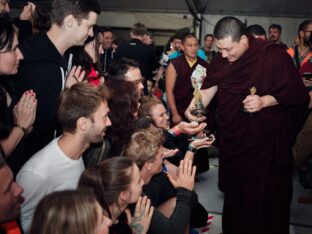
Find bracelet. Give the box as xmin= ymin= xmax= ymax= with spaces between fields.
xmin=14 ymin=124 xmax=28 ymax=135
xmin=168 ymin=127 xmax=181 ymax=137
xmin=172 ymin=126 xmax=181 ymax=136
xmin=187 ymin=143 xmax=197 ymax=153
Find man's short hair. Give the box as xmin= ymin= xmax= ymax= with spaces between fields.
xmin=204 ymin=34 xmax=214 ymax=41
xmin=50 ymin=0 xmax=101 ymax=26
xmin=108 ymin=58 xmax=140 ymax=81
xmin=269 ymin=24 xmax=282 ymax=32
xmin=298 ymin=20 xmax=312 ymax=35
xmin=181 ymin=33 xmax=197 ymax=44
xmin=124 ymin=128 xmax=163 ymax=169
xmin=214 ymin=16 xmax=247 ymax=42
xmin=131 ymin=23 xmax=148 ymax=36
xmin=247 ymin=24 xmax=266 ymax=37
xmin=57 ymin=83 xmax=107 ymax=133
xmin=99 ymin=26 xmax=112 ymax=33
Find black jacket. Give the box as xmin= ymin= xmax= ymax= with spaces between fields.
xmin=17 ymin=32 xmax=67 ymax=158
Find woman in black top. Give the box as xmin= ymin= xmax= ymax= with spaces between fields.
xmin=0 ymin=14 xmax=37 ymax=175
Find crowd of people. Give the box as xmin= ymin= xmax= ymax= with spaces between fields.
xmin=0 ymin=0 xmax=312 ymax=234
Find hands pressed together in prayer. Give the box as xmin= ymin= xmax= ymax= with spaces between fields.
xmin=14 ymin=90 xmax=37 ymax=133
xmin=20 ymin=2 xmax=36 ymax=21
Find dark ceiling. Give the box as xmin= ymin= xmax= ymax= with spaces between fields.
xmin=10 ymin=0 xmax=312 ymax=18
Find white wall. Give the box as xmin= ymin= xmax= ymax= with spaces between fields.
xmin=98 ymin=11 xmax=308 ymax=47
xmin=98 ymin=11 xmax=193 ymax=30
xmin=201 ymin=14 xmax=309 ymax=48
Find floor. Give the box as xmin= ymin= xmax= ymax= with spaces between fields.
xmin=194 ymin=156 xmax=312 ymax=234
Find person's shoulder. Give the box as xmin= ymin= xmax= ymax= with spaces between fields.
xmin=197 ymin=56 xmax=209 ymax=66
xmin=19 ymin=139 xmax=58 ymax=171
xmin=20 ymin=32 xmax=64 ymax=67
xmin=261 ymin=41 xmax=290 ymax=61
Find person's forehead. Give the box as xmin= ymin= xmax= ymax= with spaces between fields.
xmin=94 ymin=102 xmax=108 ymax=118
xmin=183 ymin=37 xmax=198 ymax=44
xmin=125 ymin=67 xmax=141 ymax=80
xmin=152 ymin=103 xmax=165 ymax=113
xmin=269 ymin=28 xmax=280 ymax=32
xmin=216 ymin=37 xmax=236 ymax=48
xmin=81 ymin=12 xmax=97 ymax=24
xmin=103 ymin=31 xmax=113 ymax=37
xmin=305 ymin=24 xmax=312 ymax=31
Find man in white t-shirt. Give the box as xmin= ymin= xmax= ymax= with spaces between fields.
xmin=17 ymin=83 xmax=111 ymax=233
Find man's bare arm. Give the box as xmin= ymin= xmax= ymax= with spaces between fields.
xmin=185 ymin=86 xmax=218 ymax=121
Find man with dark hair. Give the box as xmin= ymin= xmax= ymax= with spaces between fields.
xmin=203 ymin=33 xmax=216 ymax=63
xmin=269 ymin=23 xmax=288 ymax=49
xmin=99 ymin=27 xmax=113 ymax=76
xmin=166 ymin=33 xmax=209 ymax=124
xmin=108 ymin=57 xmax=144 ymax=95
xmin=114 ymin=22 xmax=156 ymax=94
xmin=246 ymin=24 xmax=266 ymax=40
xmin=17 ymin=0 xmax=101 ymax=162
xmin=0 ymin=152 xmax=24 ymax=233
xmin=16 ymin=83 xmax=111 ymax=233
xmin=186 ymin=16 xmax=309 ymax=234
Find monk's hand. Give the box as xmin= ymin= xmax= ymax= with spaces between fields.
xmin=177 ymin=121 xmax=207 ymax=136
xmin=242 ymin=95 xmax=264 ymax=113
xmin=185 ymin=108 xmax=207 ymax=123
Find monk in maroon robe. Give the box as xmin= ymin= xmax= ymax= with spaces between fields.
xmin=186 ymin=17 xmax=310 ymax=234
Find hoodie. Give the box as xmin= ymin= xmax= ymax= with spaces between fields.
xmin=17 ymin=32 xmax=67 ymax=158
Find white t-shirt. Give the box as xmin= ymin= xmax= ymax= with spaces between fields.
xmin=16 ymin=137 xmax=85 ymax=233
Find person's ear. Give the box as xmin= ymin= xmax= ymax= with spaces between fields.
xmin=144 ymin=161 xmax=153 ymax=171
xmin=64 ymin=14 xmax=75 ymax=28
xmin=240 ymin=35 xmax=248 ymax=45
xmin=119 ymin=190 xmax=130 ymax=202
xmin=77 ymin=117 xmax=90 ymax=132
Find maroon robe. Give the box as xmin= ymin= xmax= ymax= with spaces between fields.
xmin=202 ymin=37 xmax=309 ymax=234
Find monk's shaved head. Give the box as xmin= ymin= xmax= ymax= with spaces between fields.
xmin=214 ymin=16 xmax=247 ymax=42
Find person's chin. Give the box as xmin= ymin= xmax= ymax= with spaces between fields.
xmin=164 ymin=123 xmax=170 ymax=129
